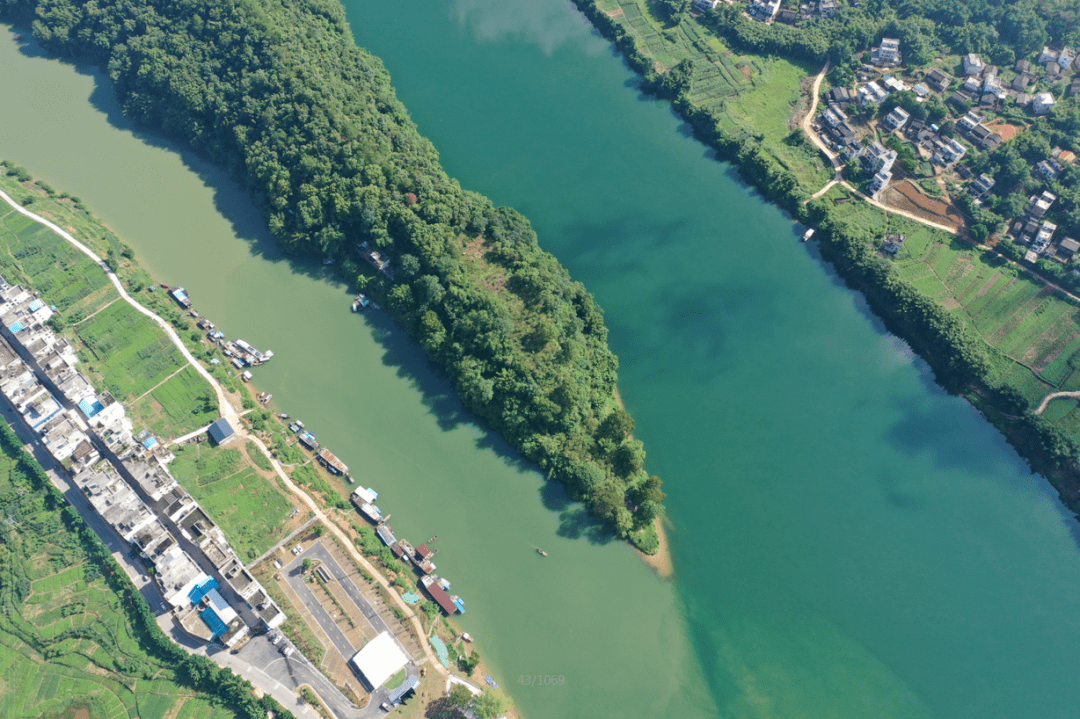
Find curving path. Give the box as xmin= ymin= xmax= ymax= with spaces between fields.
xmin=800 ymin=60 xmax=838 ymax=168
xmin=0 ymin=189 xmax=238 ymax=422
xmin=0 ymin=187 xmax=448 ymax=707
xmin=1034 ymin=390 xmax=1080 ymax=416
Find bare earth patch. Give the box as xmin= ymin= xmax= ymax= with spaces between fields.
xmin=882 ymin=181 xmax=964 ymax=231
xmin=941 ymin=298 xmax=962 ymax=310
xmin=985 ymin=120 xmax=1021 ymax=142
xmin=975 ymin=270 xmax=1002 ymax=297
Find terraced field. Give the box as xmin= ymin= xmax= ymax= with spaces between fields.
xmin=0 ymin=445 xmax=233 ymax=719
xmin=892 ymin=229 xmax=1080 ymax=438
xmin=592 ymin=0 xmax=831 ymax=191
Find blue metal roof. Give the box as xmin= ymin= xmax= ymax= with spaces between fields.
xmin=28 ymin=299 xmax=45 ymax=312
xmin=143 ymin=436 xmax=159 ymax=449
xmin=8 ymin=320 xmax=23 ymax=333
xmin=78 ymin=398 xmax=105 ymax=418
xmin=188 ymin=576 xmax=219 ymax=604
xmin=200 ymin=607 xmax=228 ymax=637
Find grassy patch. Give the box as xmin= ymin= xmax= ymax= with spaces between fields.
xmin=246 ymin=441 xmax=273 ymax=471
xmin=170 ymin=444 xmax=297 ymax=561
xmin=384 ymin=667 xmax=407 ymax=690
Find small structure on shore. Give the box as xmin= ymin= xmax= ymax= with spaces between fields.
xmin=207 ymin=417 xmax=237 ymax=446
xmin=349 ymin=631 xmax=409 ymax=690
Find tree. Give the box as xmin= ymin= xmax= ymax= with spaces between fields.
xmin=633 ymin=475 xmax=667 ymax=505
xmin=612 ymin=439 xmax=646 ymax=478
xmin=458 ymin=650 xmax=481 ymax=675
xmin=597 ymin=409 xmax=635 ymax=442
xmin=449 ymin=683 xmax=473 ymax=707
xmin=469 ymin=692 xmax=506 ymax=719
xmin=302 ymin=558 xmax=315 ymax=574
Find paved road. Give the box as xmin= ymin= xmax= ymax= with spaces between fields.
xmin=285 ymin=542 xmax=420 ymax=714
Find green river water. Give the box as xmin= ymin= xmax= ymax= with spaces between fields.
xmin=3 ymin=1 xmax=1080 ymax=717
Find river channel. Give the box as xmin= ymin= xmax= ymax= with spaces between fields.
xmin=4 ymin=1 xmax=1080 ymax=717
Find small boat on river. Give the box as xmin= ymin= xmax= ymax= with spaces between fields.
xmin=352 ymin=293 xmax=371 ymax=311
xmin=802 ymin=228 xmax=816 ymax=242
xmin=536 ymin=548 xmax=548 ymax=557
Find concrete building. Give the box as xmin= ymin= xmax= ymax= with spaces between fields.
xmin=1033 ymin=92 xmax=1056 ymax=115
xmin=207 ymin=417 xmax=237 ymax=445
xmin=963 ymin=53 xmax=984 ymax=76
xmin=882 ymin=106 xmax=910 ymax=131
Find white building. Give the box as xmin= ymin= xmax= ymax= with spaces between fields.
xmin=350 ymin=632 xmax=410 ymax=689
xmin=1033 ymin=92 xmax=1056 ymax=116
xmin=857 ymin=81 xmax=888 ymax=108
xmin=882 ymin=106 xmax=910 ymax=131
xmin=963 ymin=53 xmax=984 ymax=76
xmin=869 ymin=170 xmax=893 ymax=197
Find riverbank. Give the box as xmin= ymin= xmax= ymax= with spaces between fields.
xmin=569 ymin=0 xmax=1080 ymax=514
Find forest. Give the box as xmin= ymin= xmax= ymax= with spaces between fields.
xmin=0 ymin=0 xmax=664 ymax=548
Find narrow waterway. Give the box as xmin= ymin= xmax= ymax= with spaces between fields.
xmin=3 ymin=2 xmax=1080 ymax=717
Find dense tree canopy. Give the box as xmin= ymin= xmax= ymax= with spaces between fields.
xmin=0 ymin=0 xmax=664 ymax=544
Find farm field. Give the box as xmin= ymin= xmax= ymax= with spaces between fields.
xmin=72 ymin=300 xmax=187 ymax=402
xmin=128 ymin=365 xmax=218 ymax=439
xmin=889 ymin=215 xmax=1080 ymax=439
xmin=169 ymin=443 xmax=301 ymax=561
xmin=0 ymin=436 xmax=232 ymax=719
xmin=592 ymin=0 xmax=831 ymax=192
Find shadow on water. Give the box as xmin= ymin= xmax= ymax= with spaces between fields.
xmin=11 ymin=23 xmax=626 ymax=551
xmin=11 ymin=28 xmax=329 ymax=282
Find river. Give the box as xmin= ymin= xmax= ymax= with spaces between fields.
xmin=3 ymin=3 xmax=1080 ymax=718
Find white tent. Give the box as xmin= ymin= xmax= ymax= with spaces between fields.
xmin=349 ymin=631 xmax=408 ymax=688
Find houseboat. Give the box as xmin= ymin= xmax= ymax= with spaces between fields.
xmin=375 ymin=524 xmax=397 ymax=547
xmin=420 ymin=575 xmax=460 ymax=615
xmin=233 ymin=339 xmax=274 ymax=365
xmin=352 ymin=293 xmax=371 ymax=311
xmin=316 ymin=447 xmax=348 ymax=475
xmin=169 ymin=287 xmax=192 ymax=309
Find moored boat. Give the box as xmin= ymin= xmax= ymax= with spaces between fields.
xmin=802 ymin=228 xmax=815 ymax=242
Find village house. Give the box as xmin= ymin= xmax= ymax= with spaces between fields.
xmin=969 ymin=174 xmax=995 ymax=199
xmin=882 ymin=234 xmax=906 ymax=254
xmin=1034 ymin=157 xmax=1064 ymax=180
xmin=882 ymin=76 xmax=909 ymax=93
xmin=861 ymin=141 xmax=897 ymax=175
xmin=1012 ymin=71 xmax=1036 ymax=92
xmin=868 ymin=170 xmax=892 ymax=197
xmin=817 ymin=0 xmax=838 ymax=17
xmin=924 ymin=68 xmax=950 ymax=92
xmin=969 ymin=124 xmax=1002 ymax=151
xmin=1038 ymin=46 xmax=1059 ymax=65
xmin=957 ymin=110 xmax=983 ymax=133
xmin=776 ymin=7 xmax=798 ymax=23
xmin=882 ymin=106 xmax=910 ymax=131
xmin=871 ymin=38 xmax=902 ymax=67
xmin=1059 ymin=237 xmax=1080 ymax=261
xmin=933 ymin=138 xmax=967 ymax=166
xmin=1027 ymin=190 xmax=1057 ymax=220
xmin=963 ymin=53 xmax=984 ymax=76
xmin=1016 ymin=58 xmax=1032 ymax=74
xmin=691 ymin=0 xmax=721 ymax=10
xmin=1033 ymin=91 xmax=1056 ymax=116
xmin=825 ymin=86 xmax=854 ymax=108
xmin=857 ymin=81 xmax=888 ymax=109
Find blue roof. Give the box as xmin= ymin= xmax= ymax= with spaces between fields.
xmin=78 ymin=398 xmax=104 ymax=418
xmin=143 ymin=436 xmax=159 ymax=449
xmin=8 ymin=320 xmax=23 ymax=333
xmin=188 ymin=576 xmax=219 ymax=604
xmin=200 ymin=607 xmax=229 ymax=637
xmin=28 ymin=299 xmax=45 ymax=312
xmin=208 ymin=418 xmax=235 ymax=444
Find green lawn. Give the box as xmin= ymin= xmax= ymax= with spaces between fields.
xmin=0 ymin=439 xmax=232 ymax=719
xmin=170 ymin=444 xmax=297 ymax=561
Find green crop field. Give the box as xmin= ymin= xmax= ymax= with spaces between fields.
xmin=170 ymin=444 xmax=297 ymax=561
xmin=129 ymin=366 xmax=218 ymax=439
xmin=0 ymin=440 xmax=233 ymax=719
xmin=592 ymin=0 xmax=831 ymax=192
xmin=887 ymin=214 xmax=1080 ymax=440
xmin=0 ymin=207 xmax=118 ymax=324
xmin=73 ymin=301 xmax=187 ymax=402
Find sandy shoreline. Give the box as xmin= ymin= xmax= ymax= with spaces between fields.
xmin=614 ymin=388 xmax=675 ymax=578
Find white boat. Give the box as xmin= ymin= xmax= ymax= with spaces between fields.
xmin=802 ymin=228 xmax=816 ymax=242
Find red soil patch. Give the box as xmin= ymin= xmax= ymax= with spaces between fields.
xmin=881 ymin=181 xmax=964 ymax=231
xmin=985 ymin=120 xmax=1021 ymax=142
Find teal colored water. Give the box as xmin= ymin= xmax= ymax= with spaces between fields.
xmin=3 ymin=3 xmax=1080 ymax=717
